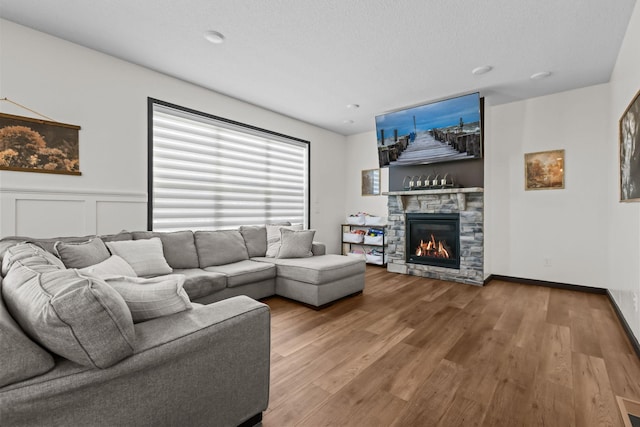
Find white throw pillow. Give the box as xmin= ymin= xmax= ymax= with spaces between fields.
xmin=105 ymin=238 xmax=172 ymax=277
xmin=79 ymin=255 xmax=137 ymax=278
xmin=99 ymin=274 xmax=192 ymax=323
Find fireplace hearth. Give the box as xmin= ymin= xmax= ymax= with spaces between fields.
xmin=406 ymin=213 xmax=460 ymax=269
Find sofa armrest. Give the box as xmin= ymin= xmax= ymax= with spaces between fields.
xmin=312 ymin=241 xmax=326 ymax=256
xmin=0 ymin=296 xmax=270 ymax=427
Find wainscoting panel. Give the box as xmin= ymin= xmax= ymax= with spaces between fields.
xmin=0 ymin=187 xmax=147 ymax=238
xmin=96 ymin=201 xmax=147 ymax=235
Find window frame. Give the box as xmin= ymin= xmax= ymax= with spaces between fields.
xmin=147 ymin=97 xmax=311 ymax=231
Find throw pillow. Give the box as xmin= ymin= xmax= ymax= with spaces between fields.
xmin=2 ymin=243 xmax=65 ymax=276
xmin=79 ymin=255 xmax=137 ymax=278
xmin=265 ymin=224 xmax=303 ymax=258
xmin=105 ymin=237 xmax=173 ymax=276
xmin=99 ymin=274 xmax=192 ymax=323
xmin=239 ymin=225 xmax=267 ymax=257
xmin=2 ymin=259 xmax=135 ymax=369
xmin=276 ymin=228 xmax=316 ymax=259
xmin=54 ymin=237 xmax=111 ymax=269
xmin=131 ymin=230 xmax=199 ymax=269
xmin=194 ymin=230 xmax=249 ymax=267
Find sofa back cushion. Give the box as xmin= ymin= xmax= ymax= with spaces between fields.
xmin=194 ymin=230 xmax=249 ymax=267
xmin=54 ymin=237 xmax=111 ymax=269
xmin=2 ymin=243 xmax=65 ymax=276
xmin=239 ymin=226 xmax=268 ymax=258
xmin=0 ymin=292 xmax=54 ymax=387
xmin=1 ymin=244 xmax=136 ymax=368
xmin=132 ymin=231 xmax=199 ymax=269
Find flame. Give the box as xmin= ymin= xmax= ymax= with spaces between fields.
xmin=415 ymin=234 xmax=451 ymax=258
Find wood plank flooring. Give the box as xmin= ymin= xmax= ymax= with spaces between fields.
xmin=261 ymin=266 xmax=640 ymax=427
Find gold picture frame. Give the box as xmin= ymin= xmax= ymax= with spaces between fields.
xmin=620 ymin=88 xmax=640 ymax=202
xmin=524 ymin=149 xmax=564 ymax=190
xmin=0 ymin=112 xmax=81 ymax=175
xmin=361 ymin=168 xmax=381 ymax=196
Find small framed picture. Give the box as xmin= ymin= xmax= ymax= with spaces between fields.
xmin=361 ymin=169 xmax=381 ymax=196
xmin=524 ymin=149 xmax=564 ymax=190
xmin=620 ymin=88 xmax=640 ymax=202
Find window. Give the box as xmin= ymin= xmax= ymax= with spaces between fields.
xmin=148 ymin=99 xmax=309 ymax=232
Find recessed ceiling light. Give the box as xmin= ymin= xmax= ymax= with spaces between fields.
xmin=472 ymin=65 xmax=493 ymax=75
xmin=530 ymin=71 xmax=551 ymax=80
xmin=204 ymin=30 xmax=225 ymax=44
xmin=346 ymin=104 xmax=360 ymax=109
xmin=343 ymin=120 xmax=354 ymax=124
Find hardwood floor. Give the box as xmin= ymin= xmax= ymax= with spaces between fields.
xmin=260 ymin=266 xmax=640 ymax=427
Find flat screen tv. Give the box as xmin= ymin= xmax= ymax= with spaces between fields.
xmin=376 ymin=92 xmax=482 ymax=167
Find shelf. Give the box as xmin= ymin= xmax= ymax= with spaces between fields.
xmin=341 ymin=223 xmax=387 ymax=266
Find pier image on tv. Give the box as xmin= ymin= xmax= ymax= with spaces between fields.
xmin=376 ymin=92 xmax=482 ymax=167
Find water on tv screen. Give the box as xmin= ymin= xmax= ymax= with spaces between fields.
xmin=376 ymin=92 xmax=482 ymax=167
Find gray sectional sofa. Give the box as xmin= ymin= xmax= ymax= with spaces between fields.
xmin=0 ymin=225 xmax=365 ymax=426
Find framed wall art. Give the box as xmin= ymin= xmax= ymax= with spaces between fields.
xmin=620 ymin=88 xmax=640 ymax=202
xmin=0 ymin=112 xmax=81 ymax=175
xmin=524 ymin=149 xmax=564 ymax=190
xmin=361 ymin=168 xmax=381 ymax=196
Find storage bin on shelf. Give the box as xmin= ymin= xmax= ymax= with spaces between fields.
xmin=346 ymin=215 xmax=366 ymax=225
xmin=363 ymin=234 xmax=384 ymax=245
xmin=364 ymin=216 xmax=386 ymax=226
xmin=342 ymin=232 xmax=364 ymax=243
xmin=365 ymin=251 xmax=387 ymax=265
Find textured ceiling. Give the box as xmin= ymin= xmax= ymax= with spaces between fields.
xmin=0 ymin=0 xmax=636 ymax=135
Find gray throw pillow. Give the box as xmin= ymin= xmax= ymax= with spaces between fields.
xmin=194 ymin=230 xmax=249 ymax=267
xmin=105 ymin=238 xmax=173 ymax=277
xmin=239 ymin=226 xmax=267 ymax=257
xmin=54 ymin=238 xmax=111 ymax=269
xmin=276 ymin=228 xmax=316 ymax=259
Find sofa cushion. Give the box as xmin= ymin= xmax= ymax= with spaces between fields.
xmin=195 ymin=230 xmax=249 ymax=267
xmin=100 ymin=230 xmax=134 ymax=242
xmin=205 ymin=260 xmax=275 ymax=288
xmin=277 ymin=229 xmax=315 ymax=259
xmin=54 ymin=237 xmax=111 ymax=269
xmin=105 ymin=237 xmax=173 ymax=277
xmin=26 ymin=235 xmax=96 ymax=254
xmin=0 ymin=294 xmax=54 ymax=387
xmin=254 ymin=254 xmax=365 ymax=285
xmin=172 ymin=269 xmax=227 ymax=300
xmin=79 ymin=255 xmax=137 ymax=278
xmin=100 ymin=274 xmax=192 ymax=323
xmin=2 ymin=248 xmax=135 ymax=368
xmin=239 ymin=226 xmax=268 ymax=258
xmin=2 ymin=242 xmax=65 ymax=276
xmin=132 ymin=230 xmax=199 ymax=269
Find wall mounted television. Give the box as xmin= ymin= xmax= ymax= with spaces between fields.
xmin=376 ymin=92 xmax=482 ymax=167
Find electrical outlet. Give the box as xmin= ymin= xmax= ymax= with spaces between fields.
xmin=543 ymin=258 xmax=552 ymax=267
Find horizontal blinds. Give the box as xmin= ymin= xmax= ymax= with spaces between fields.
xmin=151 ymin=103 xmax=309 ymax=232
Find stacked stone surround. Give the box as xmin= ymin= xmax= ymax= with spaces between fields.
xmin=384 ymin=188 xmax=484 ymax=285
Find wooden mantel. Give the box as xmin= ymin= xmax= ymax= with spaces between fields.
xmin=382 ymin=187 xmax=484 ymax=211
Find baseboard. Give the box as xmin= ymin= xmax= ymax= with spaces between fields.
xmin=486 ymin=274 xmax=640 ymax=359
xmin=486 ymin=274 xmax=607 ymax=294
xmin=607 ymin=290 xmax=640 ymax=359
xmin=238 ymin=412 xmax=262 ymax=427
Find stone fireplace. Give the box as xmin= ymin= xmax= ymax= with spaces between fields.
xmin=384 ymin=188 xmax=484 ymax=285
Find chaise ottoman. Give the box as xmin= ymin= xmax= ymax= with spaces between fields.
xmin=254 ymin=254 xmax=365 ymax=308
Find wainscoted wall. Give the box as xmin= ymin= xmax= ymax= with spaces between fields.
xmin=0 ymin=187 xmax=147 ymax=238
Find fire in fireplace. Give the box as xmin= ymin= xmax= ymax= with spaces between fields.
xmin=406 ymin=213 xmax=460 ymax=269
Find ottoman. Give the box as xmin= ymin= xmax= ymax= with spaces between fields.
xmin=254 ymin=254 xmax=366 ymax=307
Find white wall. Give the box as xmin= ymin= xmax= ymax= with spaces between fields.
xmin=608 ymin=0 xmax=640 ymax=342
xmin=344 ymin=131 xmax=388 ymax=219
xmin=0 ymin=20 xmax=347 ymax=252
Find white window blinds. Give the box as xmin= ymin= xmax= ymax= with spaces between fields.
xmin=150 ymin=101 xmax=309 ymax=232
